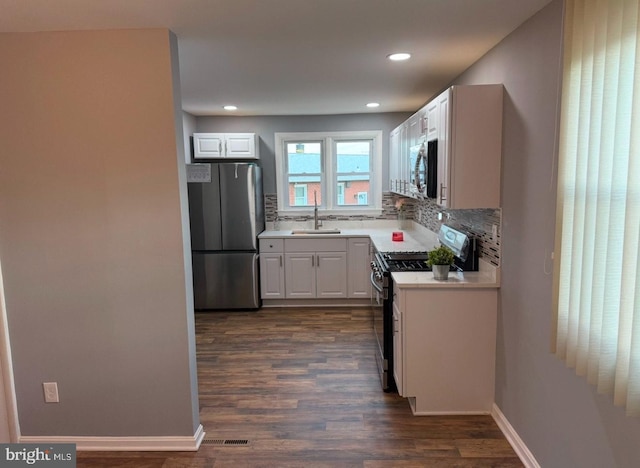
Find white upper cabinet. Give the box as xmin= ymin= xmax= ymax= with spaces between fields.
xmin=436 ymin=85 xmax=503 ymax=209
xmin=389 ymin=122 xmax=410 ymax=197
xmin=193 ymin=133 xmax=259 ymax=160
xmin=425 ymin=100 xmax=438 ymax=142
xmin=389 ymin=126 xmax=402 ymax=194
xmin=388 ymin=84 xmax=503 ymax=208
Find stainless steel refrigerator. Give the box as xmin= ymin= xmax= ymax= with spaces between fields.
xmin=187 ymin=162 xmax=264 ymax=309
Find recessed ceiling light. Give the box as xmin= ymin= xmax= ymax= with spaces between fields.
xmin=366 ymin=102 xmax=380 ymax=108
xmin=388 ymin=52 xmax=411 ymax=61
xmin=223 ymin=105 xmax=238 ymax=111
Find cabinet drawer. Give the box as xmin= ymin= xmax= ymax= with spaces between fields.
xmin=284 ymin=238 xmax=347 ymax=252
xmin=259 ymin=238 xmax=284 ymax=253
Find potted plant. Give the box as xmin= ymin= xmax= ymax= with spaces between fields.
xmin=427 ymin=245 xmax=455 ymax=280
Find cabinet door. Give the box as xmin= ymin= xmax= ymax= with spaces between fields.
xmin=407 ymin=113 xmax=422 ymax=148
xmin=284 ymin=253 xmax=316 ymax=298
xmin=389 ymin=127 xmax=401 ymax=194
xmin=193 ymin=133 xmax=224 ymax=159
xmin=392 ymin=301 xmax=404 ymax=396
xmin=426 ymin=100 xmax=438 ymax=141
xmin=399 ymin=123 xmax=409 ymax=195
xmin=259 ymin=253 xmax=284 ymax=299
xmin=316 ymin=252 xmax=347 ymax=298
xmin=347 ymin=238 xmax=371 ymax=298
xmin=448 ymin=85 xmax=503 ymax=209
xmin=225 ymin=133 xmax=257 ymax=158
xmin=437 ymin=89 xmax=451 ymax=208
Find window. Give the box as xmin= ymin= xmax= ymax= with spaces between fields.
xmin=275 ymin=131 xmax=382 ymax=213
xmin=553 ymin=0 xmax=640 ymax=416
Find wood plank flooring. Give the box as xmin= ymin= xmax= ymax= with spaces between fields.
xmin=78 ymin=307 xmax=523 ymax=467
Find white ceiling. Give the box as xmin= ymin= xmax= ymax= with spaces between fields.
xmin=1 ymin=0 xmax=553 ymax=116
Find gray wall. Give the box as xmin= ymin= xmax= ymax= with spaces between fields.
xmin=0 ymin=29 xmax=199 ymax=437
xmin=451 ymin=1 xmax=640 ymax=466
xmin=196 ymin=113 xmax=410 ymax=193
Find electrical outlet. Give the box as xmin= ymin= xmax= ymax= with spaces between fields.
xmin=43 ymin=382 xmax=59 ymax=403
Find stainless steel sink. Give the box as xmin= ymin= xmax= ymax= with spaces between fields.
xmin=290 ymin=229 xmax=342 ymax=235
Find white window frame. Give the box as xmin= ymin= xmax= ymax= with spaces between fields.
xmin=274 ymin=131 xmax=383 ymax=216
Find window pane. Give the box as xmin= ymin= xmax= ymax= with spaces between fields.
xmin=293 ymin=184 xmax=307 ymax=206
xmin=336 ymin=141 xmax=370 ymax=173
xmin=337 ymin=183 xmax=345 ymax=205
xmin=286 ymin=141 xmax=322 ymax=207
xmin=336 ymin=140 xmax=371 ymax=206
xmin=287 ymin=142 xmax=321 ymax=174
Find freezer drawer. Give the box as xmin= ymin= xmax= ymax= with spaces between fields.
xmin=192 ymin=252 xmax=260 ymax=309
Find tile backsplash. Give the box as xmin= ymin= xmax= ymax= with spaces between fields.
xmin=264 ymin=193 xmax=501 ymax=266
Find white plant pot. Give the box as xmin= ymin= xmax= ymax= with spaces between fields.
xmin=432 ymin=264 xmax=450 ymax=281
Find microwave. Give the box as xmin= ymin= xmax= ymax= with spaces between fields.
xmin=409 ymin=140 xmax=438 ymax=198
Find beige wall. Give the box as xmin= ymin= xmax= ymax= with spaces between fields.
xmin=0 ymin=29 xmax=199 ymax=437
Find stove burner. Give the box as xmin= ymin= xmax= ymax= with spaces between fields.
xmin=388 ymin=259 xmax=431 ymax=271
xmin=382 ymin=251 xmax=429 ymax=261
xmin=379 ymin=251 xmax=432 ymax=272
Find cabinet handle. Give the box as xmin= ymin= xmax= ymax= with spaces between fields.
xmin=317 ymin=254 xmax=320 ymax=267
xmin=393 ymin=317 xmax=399 ymax=334
xmin=312 ymin=255 xmax=314 ymax=267
xmin=279 ymin=255 xmax=282 ymax=268
xmin=219 ymin=140 xmax=222 ymax=155
xmin=439 ymin=183 xmax=447 ymax=204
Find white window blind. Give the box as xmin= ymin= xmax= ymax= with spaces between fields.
xmin=553 ymin=0 xmax=640 ymax=415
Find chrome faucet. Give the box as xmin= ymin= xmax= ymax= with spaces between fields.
xmin=314 ymin=191 xmax=322 ymax=230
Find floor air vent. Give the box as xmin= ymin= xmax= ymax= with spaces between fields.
xmin=202 ymin=439 xmax=250 ymax=446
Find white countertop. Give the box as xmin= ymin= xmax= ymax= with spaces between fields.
xmin=259 ymin=221 xmax=500 ymax=289
xmin=392 ymin=262 xmax=500 ymax=289
xmin=259 ymin=220 xmax=440 ymax=251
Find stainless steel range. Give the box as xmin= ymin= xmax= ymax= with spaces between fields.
xmin=370 ymin=224 xmax=479 ymax=392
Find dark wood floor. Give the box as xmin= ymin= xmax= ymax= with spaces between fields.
xmin=78 ymin=307 xmax=523 ymax=467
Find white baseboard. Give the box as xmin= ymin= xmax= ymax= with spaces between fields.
xmin=492 ymin=404 xmax=540 ymax=468
xmin=19 ymin=424 xmax=205 ymax=451
xmin=408 ymin=396 xmax=492 ymax=416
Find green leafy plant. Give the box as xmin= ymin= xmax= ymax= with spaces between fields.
xmin=426 ymin=245 xmax=455 ymax=266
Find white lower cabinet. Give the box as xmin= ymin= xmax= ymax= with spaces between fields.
xmin=259 ymin=239 xmax=285 ymax=299
xmin=393 ymin=283 xmax=497 ymax=414
xmin=259 ymin=235 xmax=372 ymax=303
xmin=283 ymin=238 xmax=347 ymax=299
xmin=347 ymin=237 xmax=371 ymax=298
xmin=284 ymin=253 xmax=315 ymax=297
xmin=284 ymin=252 xmax=347 ymax=298
xmin=260 ymin=253 xmax=285 ymax=298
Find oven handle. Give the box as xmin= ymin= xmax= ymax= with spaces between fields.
xmin=370 ymin=271 xmax=384 ymax=294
